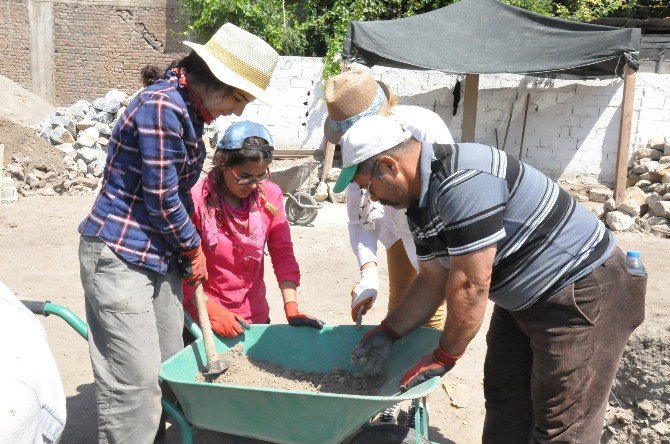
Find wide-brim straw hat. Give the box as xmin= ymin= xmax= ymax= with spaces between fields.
xmin=183 ymin=23 xmax=279 ymax=106
xmin=323 ymin=68 xmax=391 ymax=144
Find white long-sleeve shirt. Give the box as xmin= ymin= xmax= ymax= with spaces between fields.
xmin=347 ymin=105 xmax=455 ymax=270
xmin=0 ymin=281 xmax=66 ymax=443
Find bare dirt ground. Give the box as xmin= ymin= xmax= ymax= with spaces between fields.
xmin=0 ymin=195 xmax=668 ymax=443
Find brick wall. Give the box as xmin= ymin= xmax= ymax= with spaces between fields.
xmin=0 ymin=0 xmax=186 ymax=105
xmin=218 ymin=57 xmax=670 ymax=185
xmin=52 ymin=0 xmax=186 ymax=105
xmin=0 ymin=0 xmax=31 ymax=90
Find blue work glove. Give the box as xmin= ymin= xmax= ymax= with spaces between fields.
xmin=351 ymin=321 xmax=401 ymax=377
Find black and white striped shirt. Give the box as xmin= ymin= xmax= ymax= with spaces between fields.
xmin=406 ymin=143 xmax=614 ymax=311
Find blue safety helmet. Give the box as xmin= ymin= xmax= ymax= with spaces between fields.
xmin=216 ymin=121 xmax=274 ymax=151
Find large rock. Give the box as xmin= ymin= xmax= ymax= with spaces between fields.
xmin=314 ymin=181 xmax=329 ymax=203
xmin=604 ymin=197 xmax=616 ymax=212
xmin=589 ymin=187 xmax=613 ymax=203
xmin=617 ymin=199 xmax=641 ymax=217
xmin=58 ymin=143 xmax=75 ymax=156
xmin=66 ymin=99 xmax=92 ymax=120
xmin=76 ymin=147 xmax=100 ymax=164
xmin=76 ymin=158 xmax=88 ymax=174
xmin=325 ymin=168 xmax=342 ymax=183
xmin=624 ymin=186 xmax=647 ymax=205
xmin=76 ymin=119 xmax=96 ymax=131
xmin=606 ymin=211 xmax=635 ymax=231
xmin=662 ymin=171 xmax=670 ymax=184
xmin=94 ymin=111 xmax=114 ymax=125
xmin=92 ymin=97 xmax=121 ymax=114
xmin=94 ymin=122 xmax=112 ymax=137
xmin=6 ymin=163 xmax=25 ymax=181
xmin=647 ymin=137 xmax=666 ymax=150
xmin=88 ymin=162 xmax=104 ymax=177
xmin=587 ymin=202 xmax=606 ymax=219
xmin=76 ymin=127 xmax=100 ymax=148
xmin=50 ymin=115 xmax=76 ymax=137
xmin=105 ymin=89 xmax=127 ymax=103
xmin=653 ymin=201 xmax=670 ymax=218
xmin=647 ymin=216 xmax=669 ymax=226
xmin=635 ymin=148 xmax=664 ymax=160
xmin=26 ymin=173 xmax=40 ymax=188
xmin=650 ymin=224 xmax=670 ymax=238
xmin=62 ymin=155 xmax=76 ymax=171
xmin=635 ymin=179 xmax=652 ymax=191
xmin=50 ymin=126 xmax=75 ymax=145
xmin=646 ymin=194 xmax=662 ymax=209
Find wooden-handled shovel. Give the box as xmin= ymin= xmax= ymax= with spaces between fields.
xmin=193 ymin=284 xmax=232 ymax=378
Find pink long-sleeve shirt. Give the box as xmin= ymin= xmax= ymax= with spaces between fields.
xmin=183 ymin=180 xmax=300 ymax=324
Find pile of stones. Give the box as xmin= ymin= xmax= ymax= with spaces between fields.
xmin=3 ymin=89 xmax=134 ymax=197
xmin=581 ymin=137 xmax=670 ymax=238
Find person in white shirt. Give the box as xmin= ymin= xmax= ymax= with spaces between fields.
xmin=323 ymin=68 xmax=454 ymax=426
xmin=0 ymin=281 xmax=66 ymax=443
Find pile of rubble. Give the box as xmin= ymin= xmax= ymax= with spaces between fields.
xmin=604 ymin=335 xmax=670 ymax=443
xmin=33 ymin=90 xmax=131 ymax=194
xmin=581 ymin=137 xmax=670 ymax=238
xmin=2 ymin=89 xmax=133 ymax=197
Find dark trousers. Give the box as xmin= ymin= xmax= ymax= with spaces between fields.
xmin=482 ymin=248 xmax=646 ymax=443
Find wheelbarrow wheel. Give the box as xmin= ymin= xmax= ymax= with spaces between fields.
xmin=285 ymin=192 xmax=318 ymax=226
xmin=347 ymin=424 xmax=431 ymax=444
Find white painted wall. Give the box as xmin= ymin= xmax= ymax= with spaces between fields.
xmin=214 ymin=56 xmax=670 ymax=185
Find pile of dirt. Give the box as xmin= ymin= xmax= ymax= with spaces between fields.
xmin=0 ymin=118 xmax=64 ymax=172
xmin=0 ymin=75 xmax=55 ymax=129
xmin=604 ymin=334 xmax=670 ymax=442
xmin=197 ymin=345 xmax=383 ymax=395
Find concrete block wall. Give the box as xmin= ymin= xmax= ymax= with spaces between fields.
xmin=1 ymin=0 xmax=32 ymax=90
xmin=220 ymin=57 xmax=670 ymax=185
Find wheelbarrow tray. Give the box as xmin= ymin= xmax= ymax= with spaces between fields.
xmin=270 ymin=161 xmax=319 ymax=194
xmin=159 ymin=324 xmax=441 ymax=444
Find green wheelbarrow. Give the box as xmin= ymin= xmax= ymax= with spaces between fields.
xmin=22 ymin=300 xmax=442 ymax=444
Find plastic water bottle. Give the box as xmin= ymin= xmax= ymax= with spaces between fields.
xmin=625 ymin=251 xmax=646 ymax=277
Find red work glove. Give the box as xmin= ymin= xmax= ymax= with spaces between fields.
xmin=204 ymin=298 xmax=249 ymax=338
xmin=400 ymin=345 xmax=462 ymax=390
xmin=350 ymin=321 xmax=401 ymax=377
xmin=182 ymin=245 xmax=208 ymax=285
xmin=284 ymin=302 xmax=324 ymax=330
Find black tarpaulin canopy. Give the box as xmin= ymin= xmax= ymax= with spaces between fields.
xmin=332 ymin=0 xmax=640 ymax=206
xmin=343 ymin=0 xmax=641 ymax=78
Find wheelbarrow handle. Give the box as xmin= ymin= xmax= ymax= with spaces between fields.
xmin=21 ymin=300 xmax=89 ymax=340
xmin=22 ymin=299 xmax=49 ymax=316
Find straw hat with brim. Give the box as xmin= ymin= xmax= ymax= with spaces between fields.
xmin=183 ymin=23 xmax=279 ymax=106
xmin=323 ymin=68 xmax=391 ymax=144
xmin=333 ymin=115 xmax=411 ymax=193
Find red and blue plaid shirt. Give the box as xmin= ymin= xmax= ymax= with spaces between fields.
xmin=79 ymin=72 xmax=206 ymax=274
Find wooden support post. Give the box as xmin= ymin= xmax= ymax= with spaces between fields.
xmin=614 ymin=65 xmax=637 ymax=205
xmin=461 ymin=73 xmax=479 ymax=143
xmin=321 ymin=140 xmax=336 ymax=182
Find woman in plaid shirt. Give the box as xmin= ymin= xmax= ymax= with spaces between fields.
xmin=77 ymin=24 xmax=279 ymax=443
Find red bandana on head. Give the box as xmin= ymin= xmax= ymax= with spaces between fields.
xmin=172 ymin=67 xmax=214 ymax=124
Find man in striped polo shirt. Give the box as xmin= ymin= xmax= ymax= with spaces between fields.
xmin=344 ymin=115 xmax=646 ymax=442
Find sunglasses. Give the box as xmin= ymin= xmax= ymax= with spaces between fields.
xmin=228 ymin=167 xmax=272 ymax=185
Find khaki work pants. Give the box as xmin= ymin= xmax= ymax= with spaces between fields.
xmin=386 ymin=240 xmax=446 ymax=330
xmin=79 ymin=235 xmax=184 ymax=444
